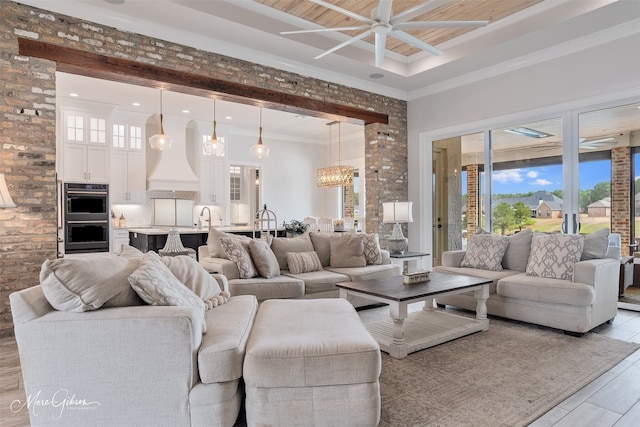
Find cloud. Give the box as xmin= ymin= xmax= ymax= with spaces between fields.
xmin=493 ymin=169 xmax=523 ymax=183
xmin=531 ymin=179 xmax=552 ymax=186
xmin=526 ymin=171 xmax=539 ymax=178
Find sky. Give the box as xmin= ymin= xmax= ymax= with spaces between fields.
xmin=463 ymin=159 xmax=612 ymax=195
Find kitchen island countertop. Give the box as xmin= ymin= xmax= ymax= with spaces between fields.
xmin=128 ymin=226 xmax=283 ymax=235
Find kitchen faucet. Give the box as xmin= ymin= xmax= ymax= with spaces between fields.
xmin=200 ymin=207 xmax=212 ymax=229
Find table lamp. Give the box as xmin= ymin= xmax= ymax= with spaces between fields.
xmin=383 ymin=201 xmax=413 ymax=254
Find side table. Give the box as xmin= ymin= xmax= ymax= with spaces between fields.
xmin=389 ymin=251 xmax=430 ymax=273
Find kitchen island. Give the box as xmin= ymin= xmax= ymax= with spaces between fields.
xmin=128 ymin=226 xmax=285 ymax=257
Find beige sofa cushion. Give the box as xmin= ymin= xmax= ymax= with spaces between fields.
xmin=228 ymin=276 xmax=305 ymax=301
xmin=433 ymin=265 xmax=518 ymax=294
xmin=326 ymin=263 xmax=401 ymax=282
xmin=39 ymin=255 xmax=141 ymax=312
xmin=330 ymin=234 xmax=366 ymax=268
xmin=526 ymin=233 xmax=584 ymax=280
xmin=497 ymin=272 xmax=595 ymax=306
xmin=199 ymin=295 xmax=258 ymax=383
xmin=270 ymin=234 xmax=314 ymax=270
xmin=309 ymin=232 xmax=331 ymax=266
xmin=244 ymin=299 xmax=380 ymax=388
xmin=502 ymin=228 xmax=533 ymax=272
xmin=248 ymin=239 xmax=280 ymax=279
xmin=283 ymin=270 xmax=350 ymax=294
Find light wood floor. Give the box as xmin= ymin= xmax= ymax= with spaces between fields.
xmin=2 ymin=307 xmax=640 ymax=426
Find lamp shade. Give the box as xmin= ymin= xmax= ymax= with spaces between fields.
xmin=383 ymin=201 xmax=413 ymax=223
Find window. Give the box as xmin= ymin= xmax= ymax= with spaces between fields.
xmin=66 ymin=114 xmax=83 ymax=141
xmin=230 ymin=165 xmax=241 ymax=201
xmin=89 ymin=117 xmax=106 ymax=143
xmin=112 ymin=124 xmax=125 ymax=148
xmin=546 ymin=210 xmax=551 ymax=217
xmin=130 ymin=126 xmax=142 ymax=150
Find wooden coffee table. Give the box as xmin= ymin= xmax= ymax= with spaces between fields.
xmin=337 ymin=271 xmax=490 ymax=359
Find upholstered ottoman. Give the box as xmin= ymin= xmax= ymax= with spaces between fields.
xmin=243 ymin=299 xmax=381 ymax=426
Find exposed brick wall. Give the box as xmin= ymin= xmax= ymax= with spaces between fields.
xmin=611 ymin=147 xmax=631 ymax=249
xmin=466 ymin=164 xmax=479 ymax=236
xmin=0 ymin=0 xmax=407 ymax=336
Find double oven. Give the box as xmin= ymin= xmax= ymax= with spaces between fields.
xmin=64 ymin=183 xmax=110 ymax=254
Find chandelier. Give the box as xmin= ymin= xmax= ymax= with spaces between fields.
xmin=317 ymin=122 xmax=353 ymax=188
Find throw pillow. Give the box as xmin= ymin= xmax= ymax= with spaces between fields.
xmin=207 ymin=227 xmax=250 ymax=259
xmin=220 ymin=237 xmax=258 ymax=279
xmin=128 ymin=251 xmax=207 ymax=332
xmin=502 ymin=228 xmax=533 ymax=272
xmin=309 ymin=232 xmax=331 ymax=267
xmin=286 ymin=251 xmax=324 ymax=274
xmin=460 ymin=234 xmax=509 ymax=271
xmin=160 ymin=255 xmax=230 ymax=309
xmin=329 ymin=234 xmax=366 ymax=268
xmin=270 ymin=234 xmax=315 ymax=270
xmin=581 ymin=228 xmax=610 ymax=260
xmin=40 ymin=255 xmax=141 ymax=312
xmin=526 ymin=233 xmax=585 ymax=280
xmin=117 ymin=244 xmax=144 ymax=262
xmin=363 ymin=233 xmax=383 ymax=265
xmin=249 ymin=239 xmax=280 ymax=279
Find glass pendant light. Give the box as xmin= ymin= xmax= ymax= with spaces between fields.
xmin=250 ymin=108 xmax=270 ymax=159
xmin=203 ymin=98 xmax=220 ymax=156
xmin=148 ymin=89 xmax=172 ymax=151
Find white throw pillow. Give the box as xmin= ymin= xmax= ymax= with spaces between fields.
xmin=128 ymin=251 xmax=207 ymax=332
xmin=581 ymin=228 xmax=610 ymax=260
xmin=460 ymin=234 xmax=509 ymax=271
xmin=526 ymin=233 xmax=585 ymax=280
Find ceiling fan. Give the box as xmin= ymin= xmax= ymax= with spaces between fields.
xmin=280 ymin=0 xmax=489 ymax=67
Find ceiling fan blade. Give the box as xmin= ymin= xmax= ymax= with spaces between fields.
xmin=389 ymin=30 xmax=442 ymax=55
xmin=314 ymin=30 xmax=373 ymax=60
xmin=395 ymin=20 xmax=489 ymax=30
xmin=374 ymin=30 xmax=387 ymax=67
xmin=375 ymin=0 xmax=394 ymax=22
xmin=281 ymin=25 xmax=370 ymax=35
xmin=309 ymin=0 xmax=374 ymax=25
xmin=391 ymin=0 xmax=453 ymax=25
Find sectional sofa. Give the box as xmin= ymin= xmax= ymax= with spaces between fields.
xmin=198 ymin=230 xmax=401 ymax=304
xmin=434 ymin=228 xmax=620 ymax=334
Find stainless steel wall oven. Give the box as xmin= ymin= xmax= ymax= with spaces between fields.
xmin=64 ymin=183 xmax=109 ymax=253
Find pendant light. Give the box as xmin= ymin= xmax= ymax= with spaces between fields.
xmin=316 ymin=121 xmax=354 ymax=188
xmin=250 ymin=108 xmax=270 ymax=159
xmin=148 ymin=89 xmax=172 ymax=151
xmin=203 ymin=98 xmax=220 ymax=156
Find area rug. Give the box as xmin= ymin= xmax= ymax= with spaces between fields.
xmin=618 ymin=286 xmax=640 ymax=312
xmin=359 ymin=308 xmax=639 ymax=427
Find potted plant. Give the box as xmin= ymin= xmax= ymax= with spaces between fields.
xmin=282 ymin=219 xmax=310 ymax=238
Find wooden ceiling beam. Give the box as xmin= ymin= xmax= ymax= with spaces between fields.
xmin=18 ymin=38 xmax=388 ymax=125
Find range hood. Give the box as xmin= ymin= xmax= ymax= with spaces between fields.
xmin=147 ymin=118 xmax=199 ymax=192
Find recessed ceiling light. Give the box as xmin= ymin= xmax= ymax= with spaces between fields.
xmin=132 ymin=102 xmax=140 ymax=106
xmin=503 ymin=127 xmax=552 ymax=139
xmin=369 ymin=73 xmax=384 ymax=79
xmin=103 ymin=0 xmax=125 ymax=4
xmin=69 ymin=93 xmax=79 ymax=97
xmin=182 ymin=109 xmax=190 ymax=113
xmin=225 ymin=116 xmax=233 ymax=120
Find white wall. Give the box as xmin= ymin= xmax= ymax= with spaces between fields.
xmin=407 ymin=31 xmax=640 ymax=265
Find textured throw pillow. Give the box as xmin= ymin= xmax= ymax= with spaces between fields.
xmin=220 ymin=237 xmax=258 ymax=279
xmin=40 ymin=255 xmax=141 ymax=312
xmin=128 ymin=252 xmax=207 ymax=332
xmin=160 ymin=255 xmax=230 ymax=309
xmin=526 ymin=233 xmax=585 ymax=280
xmin=460 ymin=234 xmax=509 ymax=271
xmin=207 ymin=228 xmax=250 ymax=259
xmin=502 ymin=228 xmax=533 ymax=272
xmin=270 ymin=234 xmax=315 ymax=270
xmin=249 ymin=239 xmax=280 ymax=279
xmin=117 ymin=244 xmax=144 ymax=262
xmin=286 ymin=251 xmax=324 ymax=274
xmin=581 ymin=228 xmax=610 ymax=260
xmin=363 ymin=233 xmax=383 ymax=265
xmin=330 ymin=234 xmax=366 ymax=268
xmin=309 ymin=232 xmax=331 ymax=267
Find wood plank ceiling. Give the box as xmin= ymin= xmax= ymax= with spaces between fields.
xmin=255 ymin=0 xmax=543 ymax=56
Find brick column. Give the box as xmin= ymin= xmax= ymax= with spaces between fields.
xmin=611 ymin=147 xmax=631 ymax=249
xmin=466 ymin=164 xmax=479 ymax=236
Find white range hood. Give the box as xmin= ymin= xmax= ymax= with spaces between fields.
xmin=147 ymin=117 xmax=199 ymax=192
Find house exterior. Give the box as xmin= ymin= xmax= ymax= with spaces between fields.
xmin=587 ymin=197 xmax=612 ymax=218
xmin=495 ymin=190 xmax=564 ymax=219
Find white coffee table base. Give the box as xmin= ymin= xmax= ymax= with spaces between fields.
xmin=342 ymin=284 xmax=489 ymax=359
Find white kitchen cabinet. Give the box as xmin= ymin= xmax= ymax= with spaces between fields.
xmin=63 ymin=142 xmax=109 ymax=183
xmin=110 ymin=228 xmax=130 ymax=253
xmin=111 ymin=150 xmax=145 ymax=203
xmin=199 ymin=157 xmax=228 ymax=205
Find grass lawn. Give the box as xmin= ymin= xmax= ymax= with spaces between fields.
xmin=516 ymin=215 xmax=611 ymax=234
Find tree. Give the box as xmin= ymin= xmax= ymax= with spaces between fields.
xmin=512 ymin=201 xmax=534 ymax=231
xmin=552 ymin=189 xmax=563 ymax=199
xmin=579 ymin=189 xmax=593 ymax=211
xmin=493 ymin=202 xmax=515 ymax=235
xmin=591 ymin=182 xmax=610 ymax=202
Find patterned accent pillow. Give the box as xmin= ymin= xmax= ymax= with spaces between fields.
xmin=286 ymin=251 xmax=323 ymax=274
xmin=207 ymin=227 xmax=250 ymax=259
xmin=363 ymin=233 xmax=383 ymax=265
xmin=460 ymin=234 xmax=509 ymax=271
xmin=220 ymin=237 xmax=258 ymax=279
xmin=128 ymin=251 xmax=207 ymax=333
xmin=526 ymin=233 xmax=585 ymax=280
